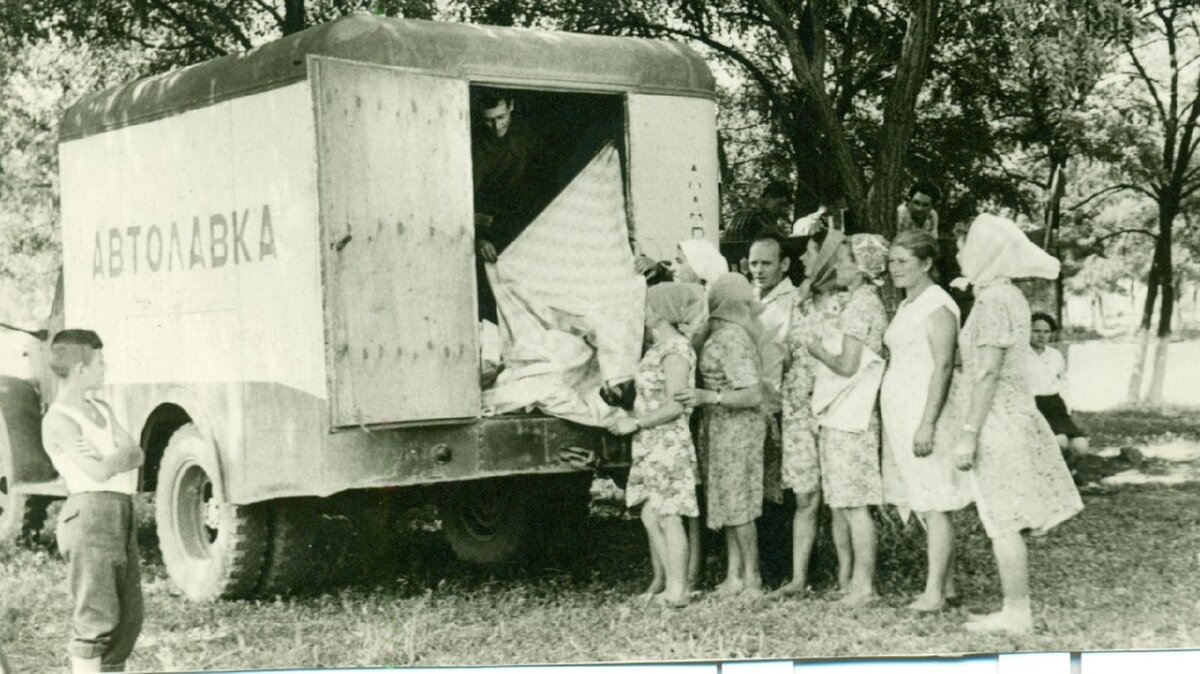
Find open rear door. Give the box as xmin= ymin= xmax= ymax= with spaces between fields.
xmin=626 ymin=94 xmax=721 ymax=261
xmin=312 ymin=57 xmax=479 ymax=427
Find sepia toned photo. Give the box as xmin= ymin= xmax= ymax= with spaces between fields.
xmin=1 ymin=1 xmax=1198 ymax=672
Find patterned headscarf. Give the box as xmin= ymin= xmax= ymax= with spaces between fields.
xmin=644 ymin=282 xmax=707 ymax=337
xmin=678 ymin=239 xmax=731 ymax=287
xmin=953 ymin=214 xmax=1060 ymax=289
xmin=707 ymin=272 xmax=765 ymax=348
xmin=848 ymin=233 xmax=890 ymax=286
xmin=801 ymin=228 xmax=846 ymax=292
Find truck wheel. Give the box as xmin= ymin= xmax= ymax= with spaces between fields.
xmin=257 ymin=498 xmax=320 ymax=597
xmin=0 ymin=377 xmax=51 ymax=544
xmin=0 ymin=455 xmax=49 ymax=544
xmin=439 ymin=477 xmax=533 ymax=565
xmin=155 ymin=424 xmax=267 ymax=601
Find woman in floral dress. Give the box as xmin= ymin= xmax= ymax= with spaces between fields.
xmin=881 ymin=229 xmax=972 ymax=612
xmin=609 ymin=282 xmax=707 ymax=607
xmin=678 ymin=273 xmax=767 ymax=596
xmin=951 ymin=214 xmax=1083 ymax=634
xmin=805 ymin=234 xmax=890 ymax=606
xmin=772 ymin=227 xmax=846 ymax=597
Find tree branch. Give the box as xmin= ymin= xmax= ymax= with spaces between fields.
xmin=1067 ymin=183 xmax=1145 ymax=211
xmin=1094 ymin=228 xmax=1158 ymax=247
xmin=1124 ymin=38 xmax=1169 ymax=128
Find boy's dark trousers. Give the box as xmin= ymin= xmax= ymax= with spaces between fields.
xmin=57 ymin=492 xmax=143 ymax=672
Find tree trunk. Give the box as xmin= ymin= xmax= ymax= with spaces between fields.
xmin=282 ymin=0 xmax=307 ymax=35
xmin=1126 ymin=259 xmax=1160 ymax=403
xmin=865 ymin=0 xmax=940 ymax=238
xmin=1147 ymin=202 xmax=1176 ymax=404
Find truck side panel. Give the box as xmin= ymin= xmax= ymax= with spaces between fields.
xmin=58 ymin=82 xmax=328 ymax=502
xmin=625 ymin=95 xmax=721 ymax=261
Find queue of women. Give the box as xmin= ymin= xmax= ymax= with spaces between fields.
xmin=606 ymin=213 xmax=1084 ymax=635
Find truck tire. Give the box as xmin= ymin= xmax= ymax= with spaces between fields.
xmin=0 ymin=453 xmax=49 ymax=544
xmin=0 ymin=378 xmax=51 ymax=544
xmin=257 ymin=497 xmax=320 ymax=596
xmin=439 ymin=477 xmax=533 ymax=565
xmin=315 ymin=491 xmax=394 ymax=586
xmin=155 ymin=424 xmax=268 ymax=601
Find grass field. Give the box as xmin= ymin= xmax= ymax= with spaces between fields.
xmin=2 ymin=408 xmax=1199 ymax=672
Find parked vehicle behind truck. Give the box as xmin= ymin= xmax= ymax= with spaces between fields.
xmin=0 ymin=15 xmax=720 ymax=601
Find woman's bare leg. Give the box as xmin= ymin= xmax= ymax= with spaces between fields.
xmin=716 ymin=527 xmax=745 ymax=595
xmin=838 ymin=506 xmax=878 ymax=606
xmin=831 ymin=507 xmax=853 ymax=592
xmin=639 ymin=505 xmax=666 ymax=598
xmin=772 ymin=490 xmax=819 ymax=597
xmin=734 ymin=520 xmax=763 ymax=594
xmin=686 ymin=515 xmax=702 ymax=591
xmin=908 ymin=510 xmax=953 ymax=611
xmin=661 ymin=513 xmax=690 ymax=604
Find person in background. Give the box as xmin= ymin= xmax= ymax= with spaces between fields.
xmin=880 ymin=230 xmax=972 ymax=612
xmin=677 ymin=273 xmax=767 ymax=597
xmin=609 ymin=283 xmax=707 ymax=608
xmin=471 ymin=88 xmax=552 ymax=321
xmin=747 ymin=235 xmax=795 ymax=587
xmin=951 ymin=214 xmax=1083 ymax=634
xmin=40 ymin=330 xmax=144 ymax=674
xmin=772 ymin=225 xmax=845 ymax=598
xmin=806 ymin=234 xmax=890 ymax=607
xmin=897 ymin=182 xmax=940 ymax=236
xmin=1029 ymin=312 xmax=1090 ymax=459
xmin=721 ymin=181 xmax=793 ymax=244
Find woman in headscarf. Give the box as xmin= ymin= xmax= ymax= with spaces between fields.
xmin=804 ymin=233 xmax=890 ymax=606
xmin=771 ymin=225 xmax=847 ymax=597
xmin=880 ymin=229 xmax=972 ymax=612
xmin=951 ymin=214 xmax=1083 ymax=634
xmin=673 ymin=240 xmax=731 ymax=290
xmin=669 ymin=238 xmax=733 ymax=591
xmin=677 ymin=273 xmax=767 ymax=596
xmin=609 ymin=282 xmax=707 ymax=608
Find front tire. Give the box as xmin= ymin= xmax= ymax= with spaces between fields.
xmin=155 ymin=424 xmax=268 ymax=601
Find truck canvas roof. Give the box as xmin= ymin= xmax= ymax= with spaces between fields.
xmin=59 ymin=15 xmax=716 ymax=142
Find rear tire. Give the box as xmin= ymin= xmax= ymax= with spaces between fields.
xmin=155 ymin=424 xmax=268 ymax=601
xmin=257 ymin=497 xmax=321 ymax=597
xmin=440 ymin=477 xmax=533 ymax=565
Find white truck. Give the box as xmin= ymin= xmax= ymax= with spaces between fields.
xmin=0 ymin=15 xmax=720 ymax=601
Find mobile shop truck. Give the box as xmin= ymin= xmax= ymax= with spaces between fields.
xmin=0 ymin=16 xmax=720 ymax=600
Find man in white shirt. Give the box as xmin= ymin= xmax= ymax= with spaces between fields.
xmin=748 ymin=235 xmax=796 ymax=586
xmin=1029 ymin=312 xmax=1089 ymax=457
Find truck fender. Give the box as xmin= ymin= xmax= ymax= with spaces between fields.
xmin=135 ymin=386 xmax=231 ymax=503
xmin=0 ymin=376 xmax=56 ymax=486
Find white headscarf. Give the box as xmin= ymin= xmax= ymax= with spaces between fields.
xmin=678 ymin=239 xmax=730 ymax=287
xmin=952 ymin=214 xmax=1060 ymax=289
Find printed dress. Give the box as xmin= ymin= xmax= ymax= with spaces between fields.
xmin=698 ymin=324 xmax=767 ymax=529
xmin=817 ymin=286 xmax=887 ymax=509
xmin=880 ymin=285 xmax=972 ymax=514
xmin=625 ymin=334 xmax=700 ymax=517
xmin=781 ymin=290 xmax=844 ymax=495
xmin=958 ymin=280 xmax=1083 ymax=537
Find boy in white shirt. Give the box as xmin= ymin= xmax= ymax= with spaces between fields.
xmin=41 ymin=329 xmax=144 ymax=673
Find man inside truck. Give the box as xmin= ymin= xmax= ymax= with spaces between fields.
xmin=471 ymin=88 xmax=554 ymax=323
